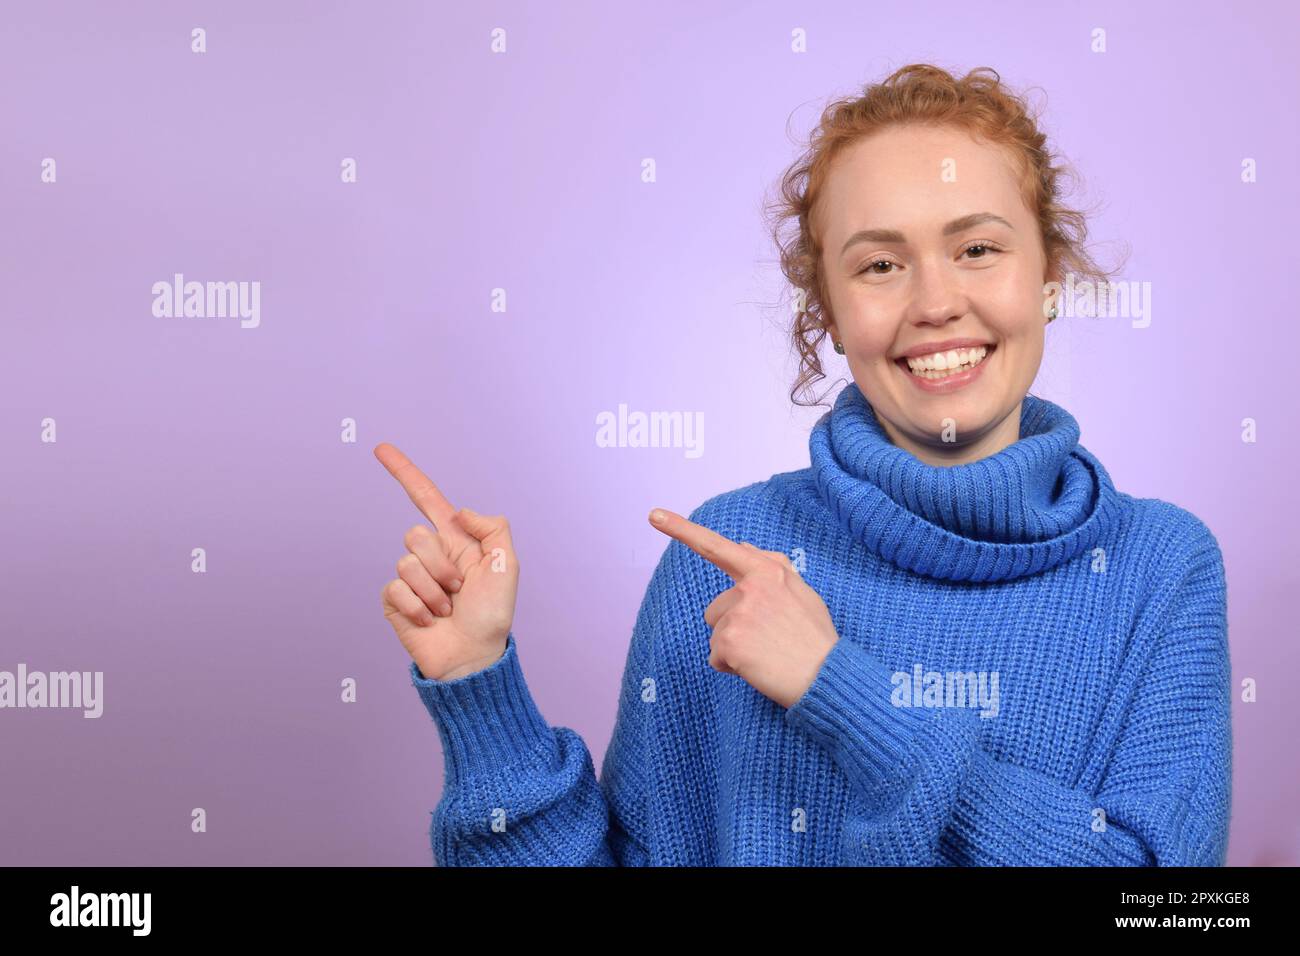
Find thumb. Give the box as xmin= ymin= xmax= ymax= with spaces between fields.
xmin=455 ymin=507 xmax=514 ymax=556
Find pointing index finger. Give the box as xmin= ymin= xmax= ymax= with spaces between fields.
xmin=374 ymin=442 xmax=456 ymax=531
xmin=648 ymin=508 xmax=762 ymax=581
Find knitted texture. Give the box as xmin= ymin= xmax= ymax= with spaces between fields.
xmin=409 ymin=382 xmax=1232 ymax=866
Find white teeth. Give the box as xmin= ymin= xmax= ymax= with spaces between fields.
xmin=904 ymin=345 xmax=989 ymax=378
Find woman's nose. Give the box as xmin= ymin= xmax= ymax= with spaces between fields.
xmin=907 ymin=262 xmax=969 ymax=325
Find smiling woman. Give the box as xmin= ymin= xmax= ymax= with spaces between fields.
xmin=386 ymin=63 xmax=1232 ymax=868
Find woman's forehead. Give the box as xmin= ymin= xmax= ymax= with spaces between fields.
xmin=835 ymin=127 xmax=1019 ymax=191
xmin=820 ymin=130 xmax=1027 ymax=236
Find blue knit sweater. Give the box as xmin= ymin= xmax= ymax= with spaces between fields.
xmin=409 ymin=382 xmax=1232 ymax=865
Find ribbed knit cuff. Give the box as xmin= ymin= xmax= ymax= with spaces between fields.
xmin=409 ymin=633 xmax=556 ymax=787
xmin=784 ymin=637 xmax=937 ymax=794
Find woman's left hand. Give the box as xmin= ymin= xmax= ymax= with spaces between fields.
xmin=648 ymin=507 xmax=840 ymax=709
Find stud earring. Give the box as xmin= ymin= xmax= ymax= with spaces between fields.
xmin=833 ymin=340 xmax=845 ymax=354
xmin=1048 ymin=304 xmax=1059 ymax=321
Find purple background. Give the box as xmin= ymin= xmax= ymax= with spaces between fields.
xmin=2 ymin=0 xmax=1296 ymax=865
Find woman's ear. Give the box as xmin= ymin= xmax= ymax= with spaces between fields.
xmin=1043 ymin=258 xmax=1063 ymax=295
xmin=824 ymin=320 xmax=842 ymax=352
xmin=1042 ymin=260 xmax=1063 ymax=318
xmin=822 ymin=307 xmax=837 ymax=342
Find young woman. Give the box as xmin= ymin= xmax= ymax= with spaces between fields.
xmin=377 ymin=64 xmax=1232 ymax=866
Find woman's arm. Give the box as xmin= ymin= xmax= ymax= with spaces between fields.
xmin=409 ymin=539 xmax=694 ymax=866
xmin=783 ymin=531 xmax=1232 ymax=866
xmin=409 ymin=632 xmax=642 ymax=865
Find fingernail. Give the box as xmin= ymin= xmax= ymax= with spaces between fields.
xmin=439 ymin=601 xmax=453 ymax=616
xmin=649 ymin=509 xmax=666 ymax=525
xmin=448 ymin=578 xmax=463 ymax=592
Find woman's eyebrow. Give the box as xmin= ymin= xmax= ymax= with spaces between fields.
xmin=839 ymin=212 xmax=1015 ymax=255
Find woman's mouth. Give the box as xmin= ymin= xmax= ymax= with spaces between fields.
xmin=895 ymin=344 xmax=995 ymax=392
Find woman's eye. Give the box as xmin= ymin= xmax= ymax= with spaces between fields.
xmin=858 ymin=245 xmax=1000 ymax=276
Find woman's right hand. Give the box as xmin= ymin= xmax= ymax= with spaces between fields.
xmin=375 ymin=442 xmax=519 ymax=682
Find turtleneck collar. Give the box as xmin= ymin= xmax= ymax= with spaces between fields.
xmin=808 ymin=382 xmax=1120 ymax=583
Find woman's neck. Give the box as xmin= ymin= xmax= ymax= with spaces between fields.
xmin=873 ymin=402 xmax=1023 ymax=467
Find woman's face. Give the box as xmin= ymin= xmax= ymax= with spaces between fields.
xmin=816 ymin=123 xmax=1057 ymax=463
